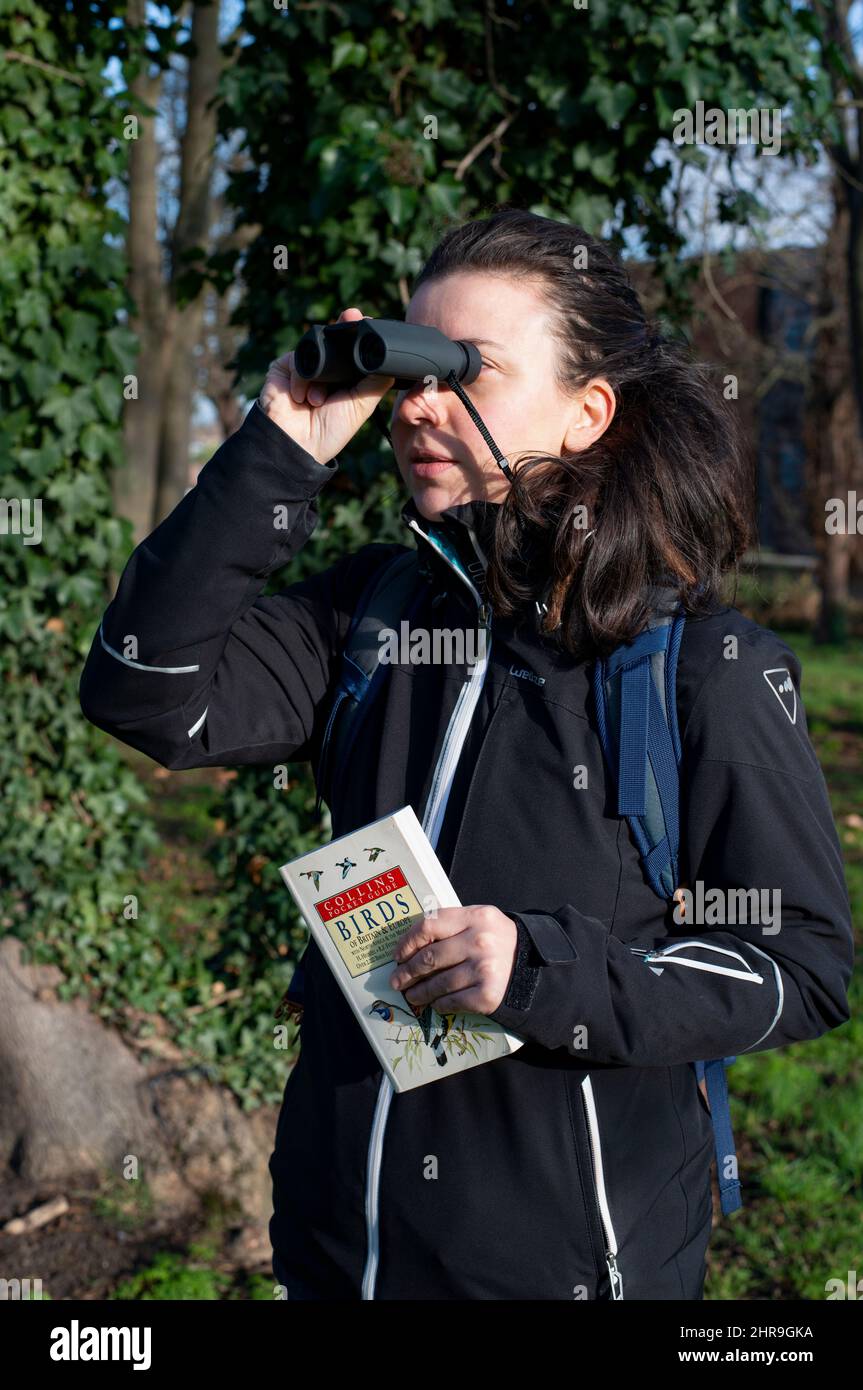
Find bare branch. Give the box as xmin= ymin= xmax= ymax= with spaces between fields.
xmin=293 ymin=0 xmax=350 ymax=19
xmin=445 ymin=111 xmax=518 ymax=182
xmin=2 ymin=49 xmax=86 ymax=85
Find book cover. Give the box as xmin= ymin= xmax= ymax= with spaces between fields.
xmin=278 ymin=804 xmax=523 ymax=1092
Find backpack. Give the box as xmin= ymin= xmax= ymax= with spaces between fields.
xmin=292 ymin=548 xmax=742 ymax=1217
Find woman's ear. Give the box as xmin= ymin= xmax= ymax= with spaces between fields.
xmin=562 ymin=377 xmax=616 ymax=454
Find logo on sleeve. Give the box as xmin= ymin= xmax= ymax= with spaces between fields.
xmin=762 ymin=667 xmax=797 ymax=724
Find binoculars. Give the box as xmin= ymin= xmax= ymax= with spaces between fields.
xmin=293 ymin=317 xmax=482 ymax=391
xmin=292 ymin=315 xmax=511 ymax=478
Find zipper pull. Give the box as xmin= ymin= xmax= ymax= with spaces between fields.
xmin=606 ymin=1251 xmax=623 ymax=1300
xmin=478 ymin=600 xmax=491 ymax=627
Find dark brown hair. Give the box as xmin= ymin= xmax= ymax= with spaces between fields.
xmin=412 ymin=207 xmax=755 ymax=658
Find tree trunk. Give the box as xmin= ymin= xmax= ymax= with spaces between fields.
xmin=206 ymin=286 xmax=246 ymax=440
xmin=843 ymin=100 xmax=863 ymax=443
xmin=213 ymin=385 xmax=244 ymax=441
xmin=809 ymin=192 xmax=862 ymax=643
xmin=116 ymin=0 xmax=168 ymax=549
xmin=0 ymin=937 xmax=277 ymax=1233
xmin=155 ymin=0 xmax=221 ymax=517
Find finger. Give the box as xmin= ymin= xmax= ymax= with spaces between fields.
xmin=393 ymin=907 xmax=465 ymax=964
xmin=352 ymin=372 xmax=396 ymax=401
xmin=422 ymin=987 xmax=482 ymax=1016
xmin=289 ymin=362 xmax=308 ymax=405
xmin=390 ymin=935 xmax=467 ymax=990
xmin=402 ymin=963 xmax=478 ymax=1011
xmin=265 ymin=351 xmax=293 ymax=383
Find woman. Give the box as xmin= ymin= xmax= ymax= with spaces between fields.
xmin=80 ymin=208 xmax=854 ymax=1301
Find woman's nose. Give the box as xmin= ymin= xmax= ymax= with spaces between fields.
xmin=393 ymin=378 xmax=451 ymax=421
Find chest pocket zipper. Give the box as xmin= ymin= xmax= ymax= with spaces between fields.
xmin=580 ymin=1075 xmax=624 ymax=1300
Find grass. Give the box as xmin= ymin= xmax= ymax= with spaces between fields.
xmin=112 ymin=1239 xmax=275 ymax=1301
xmin=92 ymin=1171 xmax=156 ymax=1233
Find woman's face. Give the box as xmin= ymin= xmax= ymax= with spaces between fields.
xmin=390 ymin=270 xmax=615 ymax=520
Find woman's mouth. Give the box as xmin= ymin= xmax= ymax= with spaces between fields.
xmin=410 ymin=458 xmax=456 ymax=477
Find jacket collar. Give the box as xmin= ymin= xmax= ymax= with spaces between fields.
xmin=399 ymin=494 xmax=685 ymax=634
xmin=399 ymin=493 xmax=502 ymax=610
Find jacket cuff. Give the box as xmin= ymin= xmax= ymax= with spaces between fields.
xmin=499 ymin=915 xmax=542 ymax=1011
xmin=487 ymin=910 xmax=581 ymax=1041
xmin=246 ymin=400 xmax=339 ymax=483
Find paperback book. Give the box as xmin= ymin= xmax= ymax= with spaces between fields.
xmin=278 ymin=804 xmax=523 ymax=1092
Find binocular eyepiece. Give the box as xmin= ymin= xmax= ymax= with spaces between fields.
xmin=293 ymin=317 xmax=482 ymax=391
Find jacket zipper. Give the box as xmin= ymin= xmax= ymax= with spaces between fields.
xmin=420 ymin=623 xmax=490 ymax=847
xmin=361 ymin=522 xmax=493 ymax=1301
xmin=639 ymin=940 xmax=765 ymax=984
xmin=631 ymin=939 xmax=784 ymax=1051
xmin=580 ymin=1075 xmax=623 ymax=1300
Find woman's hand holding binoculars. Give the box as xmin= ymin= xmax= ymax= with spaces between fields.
xmin=257 ymin=307 xmax=395 ymax=465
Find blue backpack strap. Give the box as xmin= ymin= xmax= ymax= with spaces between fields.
xmin=592 ymin=601 xmax=685 ymax=898
xmin=694 ymin=1060 xmax=742 ymax=1215
xmin=313 ymin=550 xmax=427 ymax=816
xmin=594 ymin=596 xmax=742 ymax=1217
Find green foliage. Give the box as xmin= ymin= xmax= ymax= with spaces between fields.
xmin=112 ymin=1239 xmax=231 ymax=1301
xmin=0 ymin=6 xmax=168 ymax=1020
xmin=92 ymin=1173 xmax=156 ymax=1233
xmin=0 ymin=0 xmax=289 ymax=1110
xmin=0 ymin=1 xmax=300 ymax=1114
xmin=211 ymin=0 xmax=832 ymax=373
xmin=111 ymin=1240 xmax=278 ymax=1300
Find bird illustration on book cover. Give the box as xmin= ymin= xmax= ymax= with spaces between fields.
xmin=369 ymin=999 xmax=454 ymax=1066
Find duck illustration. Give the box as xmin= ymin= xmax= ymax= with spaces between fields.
xmin=300 ymin=868 xmax=323 ymax=891
xmin=369 ymin=1000 xmax=453 ymax=1067
xmin=335 ymin=856 xmax=356 ymax=879
xmin=364 ymin=847 xmax=385 ymax=862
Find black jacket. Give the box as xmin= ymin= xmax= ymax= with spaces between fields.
xmin=79 ymin=403 xmax=854 ymax=1300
